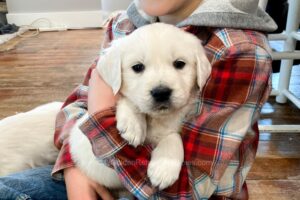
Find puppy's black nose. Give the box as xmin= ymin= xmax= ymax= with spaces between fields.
xmin=150 ymin=86 xmax=172 ymax=102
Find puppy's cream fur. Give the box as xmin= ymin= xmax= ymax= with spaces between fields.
xmin=70 ymin=23 xmax=211 ymax=190
xmin=0 ymin=102 xmax=62 ymax=176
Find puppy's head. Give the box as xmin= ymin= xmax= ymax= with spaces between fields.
xmin=97 ymin=23 xmax=211 ymax=116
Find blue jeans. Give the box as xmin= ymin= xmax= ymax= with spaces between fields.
xmin=0 ymin=165 xmax=67 ymax=200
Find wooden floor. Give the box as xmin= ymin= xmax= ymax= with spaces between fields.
xmin=0 ymin=30 xmax=299 ymax=199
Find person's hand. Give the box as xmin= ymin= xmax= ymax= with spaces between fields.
xmin=88 ymin=69 xmax=117 ymax=114
xmin=64 ymin=166 xmax=114 ymax=200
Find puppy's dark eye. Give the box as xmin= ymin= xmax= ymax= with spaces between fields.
xmin=173 ymin=60 xmax=186 ymax=70
xmin=132 ymin=63 xmax=145 ymax=73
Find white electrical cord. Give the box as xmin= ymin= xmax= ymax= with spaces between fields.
xmin=17 ymin=18 xmax=59 ymax=38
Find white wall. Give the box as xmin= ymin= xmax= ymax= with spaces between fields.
xmin=6 ymin=0 xmax=101 ymax=13
xmin=101 ymin=0 xmax=132 ymax=12
xmin=6 ymin=0 xmax=132 ymax=29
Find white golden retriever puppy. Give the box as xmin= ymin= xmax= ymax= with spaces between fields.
xmin=70 ymin=23 xmax=211 ymax=190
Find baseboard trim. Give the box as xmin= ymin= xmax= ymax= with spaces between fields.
xmin=6 ymin=11 xmax=108 ymax=29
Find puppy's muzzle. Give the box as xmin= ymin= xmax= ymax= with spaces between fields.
xmin=150 ymin=86 xmax=172 ymax=103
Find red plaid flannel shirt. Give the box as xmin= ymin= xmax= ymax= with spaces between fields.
xmin=52 ymin=13 xmax=272 ymax=199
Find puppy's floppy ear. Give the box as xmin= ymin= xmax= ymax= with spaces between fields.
xmin=195 ymin=46 xmax=212 ymax=90
xmin=96 ymin=42 xmax=122 ymax=95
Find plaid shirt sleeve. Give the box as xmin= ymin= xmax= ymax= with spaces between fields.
xmin=181 ymin=29 xmax=272 ymax=199
xmin=51 ymin=63 xmax=94 ymax=177
xmin=51 ymin=14 xmax=120 ymax=177
xmin=51 ymin=12 xmax=136 ymax=177
xmin=79 ymin=25 xmax=272 ymax=199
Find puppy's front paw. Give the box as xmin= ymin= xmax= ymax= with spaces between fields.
xmin=117 ymin=113 xmax=146 ymax=147
xmin=147 ymin=158 xmax=182 ymax=190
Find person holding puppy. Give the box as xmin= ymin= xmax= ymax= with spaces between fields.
xmin=0 ymin=0 xmax=277 ymax=199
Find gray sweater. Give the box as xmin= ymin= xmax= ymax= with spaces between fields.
xmin=127 ymin=0 xmax=277 ymax=32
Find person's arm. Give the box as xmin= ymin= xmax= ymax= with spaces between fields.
xmin=52 ymin=14 xmax=123 ymax=199
xmin=179 ymin=39 xmax=273 ymax=198
xmin=64 ymin=167 xmax=114 ymax=200
xmin=88 ymin=69 xmax=117 ymax=115
xmin=61 ymin=67 xmax=116 ymax=200
xmin=51 ymin=63 xmax=115 ymax=200
xmin=50 ymin=64 xmax=115 ymax=200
